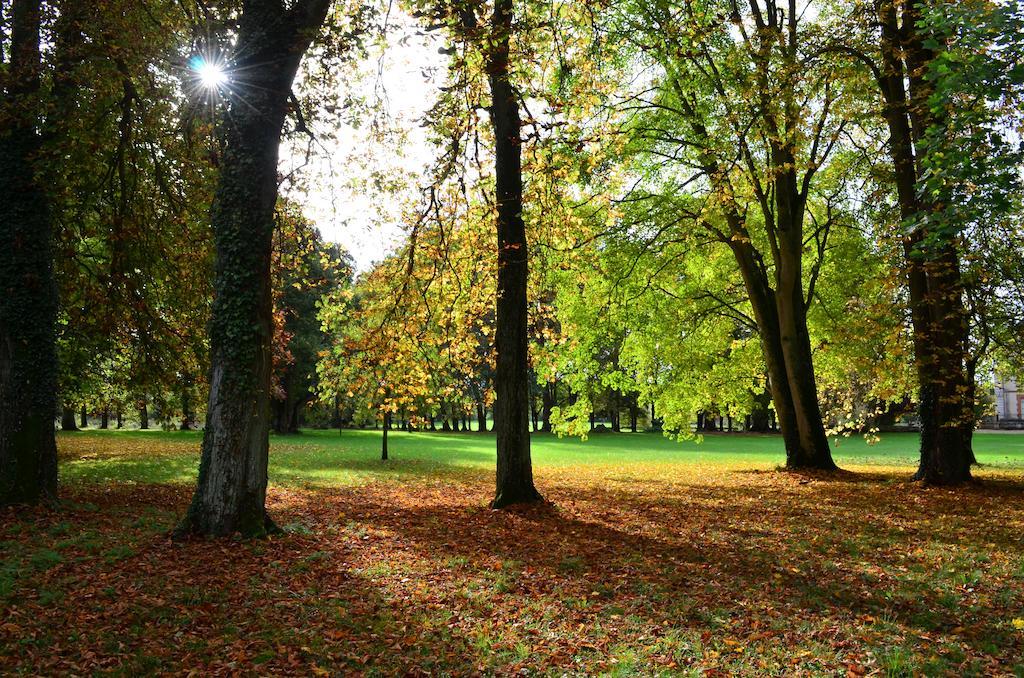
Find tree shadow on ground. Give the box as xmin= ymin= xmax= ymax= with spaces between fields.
xmin=3 ymin=465 xmax=1022 ymax=674
xmin=295 ymin=472 xmax=1024 ymax=665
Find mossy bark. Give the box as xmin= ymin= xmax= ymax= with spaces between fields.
xmin=876 ymin=0 xmax=972 ymax=484
xmin=177 ymin=0 xmax=332 ymax=538
xmin=0 ymin=0 xmax=59 ymax=506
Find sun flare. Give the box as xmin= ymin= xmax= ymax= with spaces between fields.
xmin=193 ymin=59 xmax=227 ymax=89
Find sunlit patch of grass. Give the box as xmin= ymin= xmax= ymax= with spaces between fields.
xmin=57 ymin=429 xmax=1024 ymax=490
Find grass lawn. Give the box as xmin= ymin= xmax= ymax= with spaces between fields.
xmin=2 ymin=429 xmax=1023 ymax=675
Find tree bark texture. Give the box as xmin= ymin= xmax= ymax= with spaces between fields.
xmin=487 ymin=0 xmax=541 ymax=508
xmin=876 ymin=0 xmax=972 ymax=484
xmin=178 ymin=0 xmax=332 ymax=537
xmin=728 ymin=233 xmax=835 ymax=469
xmin=0 ymin=0 xmax=59 ymax=505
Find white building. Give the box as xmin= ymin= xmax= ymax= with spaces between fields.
xmin=994 ymin=376 xmax=1022 ymax=421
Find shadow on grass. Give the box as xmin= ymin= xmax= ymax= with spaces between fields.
xmin=297 ymin=476 xmax=1024 ymax=662
xmin=3 ymin=460 xmax=1023 ymax=674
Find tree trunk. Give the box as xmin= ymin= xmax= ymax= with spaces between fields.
xmin=81 ymin=405 xmax=88 ymax=429
xmin=331 ymin=394 xmax=342 ymax=430
xmin=178 ymin=0 xmax=332 ymax=538
xmin=138 ymin=402 xmax=148 ymax=430
xmin=100 ymin=406 xmax=109 ymax=430
xmin=272 ymin=373 xmax=301 ymax=434
xmin=61 ymin=406 xmax=79 ymax=432
xmin=0 ymin=0 xmax=58 ymax=505
xmin=381 ymin=412 xmax=389 ymax=461
xmin=476 ymin=402 xmax=486 ymax=432
xmin=540 ymin=382 xmax=554 ymax=432
xmin=728 ymin=233 xmax=835 ymax=469
xmin=650 ymin=401 xmax=662 ymax=432
xmin=486 ymin=0 xmax=540 ymax=508
xmin=877 ymin=0 xmax=971 ymax=484
xmin=775 ymin=262 xmax=834 ymax=468
xmin=116 ymin=408 xmax=123 ymax=429
xmin=181 ymin=388 xmax=193 ymax=431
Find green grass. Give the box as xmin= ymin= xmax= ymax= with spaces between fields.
xmin=58 ymin=428 xmax=1024 ymax=488
xmin=5 ymin=427 xmax=1022 ymax=675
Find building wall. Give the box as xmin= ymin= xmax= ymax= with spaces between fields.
xmin=994 ymin=376 xmax=1021 ymax=420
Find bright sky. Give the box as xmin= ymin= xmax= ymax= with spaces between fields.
xmin=280 ymin=10 xmax=448 ymax=272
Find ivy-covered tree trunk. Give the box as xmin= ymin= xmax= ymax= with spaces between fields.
xmin=876 ymin=0 xmax=972 ymax=484
xmin=0 ymin=0 xmax=59 ymax=506
xmin=178 ymin=0 xmax=332 ymax=537
xmin=80 ymin=405 xmax=88 ymax=429
xmin=488 ymin=0 xmax=541 ymax=508
xmin=138 ymin=401 xmax=148 ymax=430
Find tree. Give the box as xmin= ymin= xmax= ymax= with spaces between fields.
xmin=483 ymin=0 xmax=541 ymax=506
xmin=577 ymin=0 xmax=865 ymax=469
xmin=838 ymin=0 xmax=1024 ymax=482
xmin=178 ymin=0 xmax=335 ymax=538
xmin=270 ymin=203 xmax=352 ymax=434
xmin=0 ymin=0 xmax=58 ymax=505
xmin=28 ymin=0 xmax=217 ymax=437
xmin=405 ymin=0 xmax=544 ymax=505
xmin=873 ymin=0 xmax=973 ymax=484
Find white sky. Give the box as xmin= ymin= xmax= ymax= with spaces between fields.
xmin=280 ymin=10 xmax=448 ymax=272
